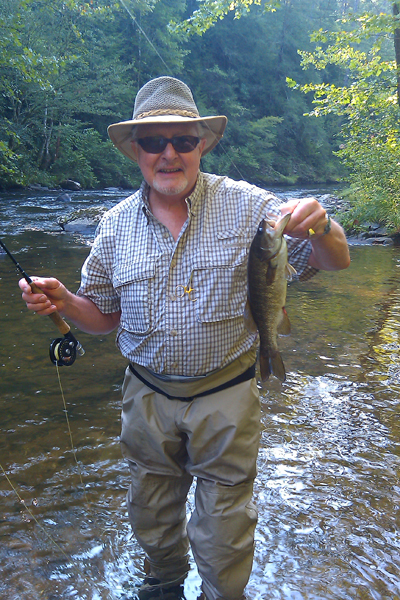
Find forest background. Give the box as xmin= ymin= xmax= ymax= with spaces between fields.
xmin=1 ymin=0 xmax=400 ymax=232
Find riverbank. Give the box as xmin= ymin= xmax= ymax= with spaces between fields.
xmin=1 ymin=184 xmax=397 ymax=246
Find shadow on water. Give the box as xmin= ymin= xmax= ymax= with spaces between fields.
xmin=1 ymin=190 xmax=400 ymax=599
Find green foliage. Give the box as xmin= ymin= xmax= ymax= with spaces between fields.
xmin=184 ymin=2 xmax=344 ymax=184
xmin=170 ymin=0 xmax=281 ymax=36
xmin=203 ymin=115 xmax=286 ymax=183
xmin=0 ymin=0 xmax=358 ymax=190
xmin=336 ymin=119 xmax=400 ymax=234
xmin=288 ymin=1 xmax=400 ymax=233
xmin=0 ymin=0 xmax=187 ymax=190
xmin=0 ymin=139 xmax=25 ymax=189
xmin=48 ymin=126 xmax=142 ymax=189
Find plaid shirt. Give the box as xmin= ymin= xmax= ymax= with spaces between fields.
xmin=78 ymin=172 xmax=315 ymax=376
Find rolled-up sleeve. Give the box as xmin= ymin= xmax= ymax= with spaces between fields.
xmin=77 ymin=217 xmax=121 ymax=314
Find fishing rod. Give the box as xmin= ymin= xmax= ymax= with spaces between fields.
xmin=0 ymin=238 xmax=85 ymax=366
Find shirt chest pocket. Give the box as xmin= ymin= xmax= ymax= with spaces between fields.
xmin=192 ymin=241 xmax=249 ymax=323
xmin=113 ymin=259 xmax=156 ymax=334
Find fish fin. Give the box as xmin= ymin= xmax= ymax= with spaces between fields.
xmin=285 ymin=262 xmax=297 ymax=282
xmin=266 ymin=262 xmax=278 ymax=285
xmin=259 ymin=354 xmax=271 ymax=382
xmin=260 ymin=351 xmax=286 ymax=382
xmin=244 ymin=298 xmax=258 ymax=333
xmin=278 ymin=307 xmax=291 ymax=335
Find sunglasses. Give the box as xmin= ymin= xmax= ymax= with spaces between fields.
xmin=136 ymin=135 xmax=201 ymax=154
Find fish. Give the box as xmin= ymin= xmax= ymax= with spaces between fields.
xmin=244 ymin=213 xmax=296 ymax=382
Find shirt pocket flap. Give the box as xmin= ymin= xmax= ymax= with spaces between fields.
xmin=194 ymin=245 xmax=248 ymax=269
xmin=216 ymin=227 xmax=248 ymax=241
xmin=113 ymin=259 xmax=156 ymax=287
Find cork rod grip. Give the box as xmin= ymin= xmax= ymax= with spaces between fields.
xmin=29 ymin=281 xmax=71 ymax=336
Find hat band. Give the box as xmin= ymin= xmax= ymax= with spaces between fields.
xmin=135 ymin=108 xmax=200 ymax=120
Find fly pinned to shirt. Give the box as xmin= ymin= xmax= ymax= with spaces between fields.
xmin=175 ymin=271 xmax=197 ymax=302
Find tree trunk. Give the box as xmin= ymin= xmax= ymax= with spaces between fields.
xmin=393 ymin=2 xmax=400 ymax=107
xmin=38 ymin=105 xmax=54 ymax=170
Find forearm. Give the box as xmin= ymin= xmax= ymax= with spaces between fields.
xmin=19 ymin=277 xmax=120 ymax=335
xmin=60 ymin=290 xmax=121 ymax=335
xmin=280 ymin=198 xmax=350 ymax=273
xmin=308 ymin=220 xmax=350 ymax=271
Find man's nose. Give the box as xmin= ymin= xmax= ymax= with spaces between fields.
xmin=162 ymin=141 xmax=179 ymax=157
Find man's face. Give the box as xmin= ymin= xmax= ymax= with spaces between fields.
xmin=131 ymin=122 xmax=206 ymax=202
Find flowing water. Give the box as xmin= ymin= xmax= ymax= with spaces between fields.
xmin=0 ymin=187 xmax=399 ymax=600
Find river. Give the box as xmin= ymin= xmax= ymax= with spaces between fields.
xmin=0 ymin=186 xmax=399 ymax=600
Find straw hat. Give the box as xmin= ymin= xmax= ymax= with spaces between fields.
xmin=107 ymin=76 xmax=227 ymax=162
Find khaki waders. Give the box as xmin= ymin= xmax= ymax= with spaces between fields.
xmin=120 ymin=364 xmax=261 ymax=600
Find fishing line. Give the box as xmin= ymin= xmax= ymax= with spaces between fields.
xmin=0 ymin=238 xmax=88 ymax=492
xmin=119 ymin=0 xmax=172 ymax=74
xmin=0 ymin=459 xmax=104 ymax=583
xmin=0 ymin=365 xmax=89 ymax=560
xmin=55 ymin=362 xmax=89 ymax=505
xmin=0 ymin=239 xmax=91 ymax=559
xmin=0 ymin=462 xmax=72 ymax=562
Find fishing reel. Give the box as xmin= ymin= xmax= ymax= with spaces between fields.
xmin=49 ymin=332 xmax=85 ymax=367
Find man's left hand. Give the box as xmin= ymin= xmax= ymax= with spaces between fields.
xmin=280 ymin=197 xmax=329 ymax=240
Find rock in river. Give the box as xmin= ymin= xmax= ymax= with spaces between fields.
xmin=58 ymin=206 xmax=108 ymax=234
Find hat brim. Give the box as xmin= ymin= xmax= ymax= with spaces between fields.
xmin=107 ymin=114 xmax=227 ymax=162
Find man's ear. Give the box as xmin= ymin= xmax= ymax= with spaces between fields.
xmin=199 ymin=138 xmax=207 ymax=154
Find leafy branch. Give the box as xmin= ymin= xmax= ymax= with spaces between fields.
xmin=169 ymin=0 xmax=280 ymax=36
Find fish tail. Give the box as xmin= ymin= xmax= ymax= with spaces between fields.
xmin=260 ymin=351 xmax=286 ymax=383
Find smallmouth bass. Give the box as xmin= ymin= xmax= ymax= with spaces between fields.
xmin=245 ymin=213 xmax=296 ymax=382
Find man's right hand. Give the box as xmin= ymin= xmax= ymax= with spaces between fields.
xmin=19 ymin=276 xmax=121 ymax=335
xmin=19 ymin=277 xmax=68 ymax=316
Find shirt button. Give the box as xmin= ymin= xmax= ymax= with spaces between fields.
xmin=163 ymin=231 xmax=169 ymax=239
xmin=169 ymin=329 xmax=178 ymax=336
xmin=172 ymin=362 xmax=178 ymax=369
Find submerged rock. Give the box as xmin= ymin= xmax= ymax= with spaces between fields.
xmin=57 ymin=192 xmax=72 ymax=202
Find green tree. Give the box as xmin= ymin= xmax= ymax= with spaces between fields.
xmin=0 ymin=0 xmax=188 ymax=190
xmin=288 ymin=0 xmax=400 ymax=233
xmin=170 ymin=0 xmax=281 ymax=36
xmin=0 ymin=0 xmax=364 ymax=190
xmin=181 ymin=0 xmax=345 ymax=183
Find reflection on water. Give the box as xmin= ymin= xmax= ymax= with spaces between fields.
xmin=1 ymin=190 xmax=400 ymax=599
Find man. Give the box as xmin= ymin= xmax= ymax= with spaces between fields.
xmin=20 ymin=76 xmax=350 ymax=600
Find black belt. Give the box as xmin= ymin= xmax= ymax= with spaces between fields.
xmin=128 ymin=363 xmax=256 ymax=402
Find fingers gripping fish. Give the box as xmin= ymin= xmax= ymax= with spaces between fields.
xmin=244 ymin=214 xmax=296 ymax=382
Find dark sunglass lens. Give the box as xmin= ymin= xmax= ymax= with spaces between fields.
xmin=137 ymin=135 xmax=200 ymax=153
xmin=172 ymin=136 xmax=200 ymax=152
xmin=137 ymin=137 xmax=168 ymax=153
